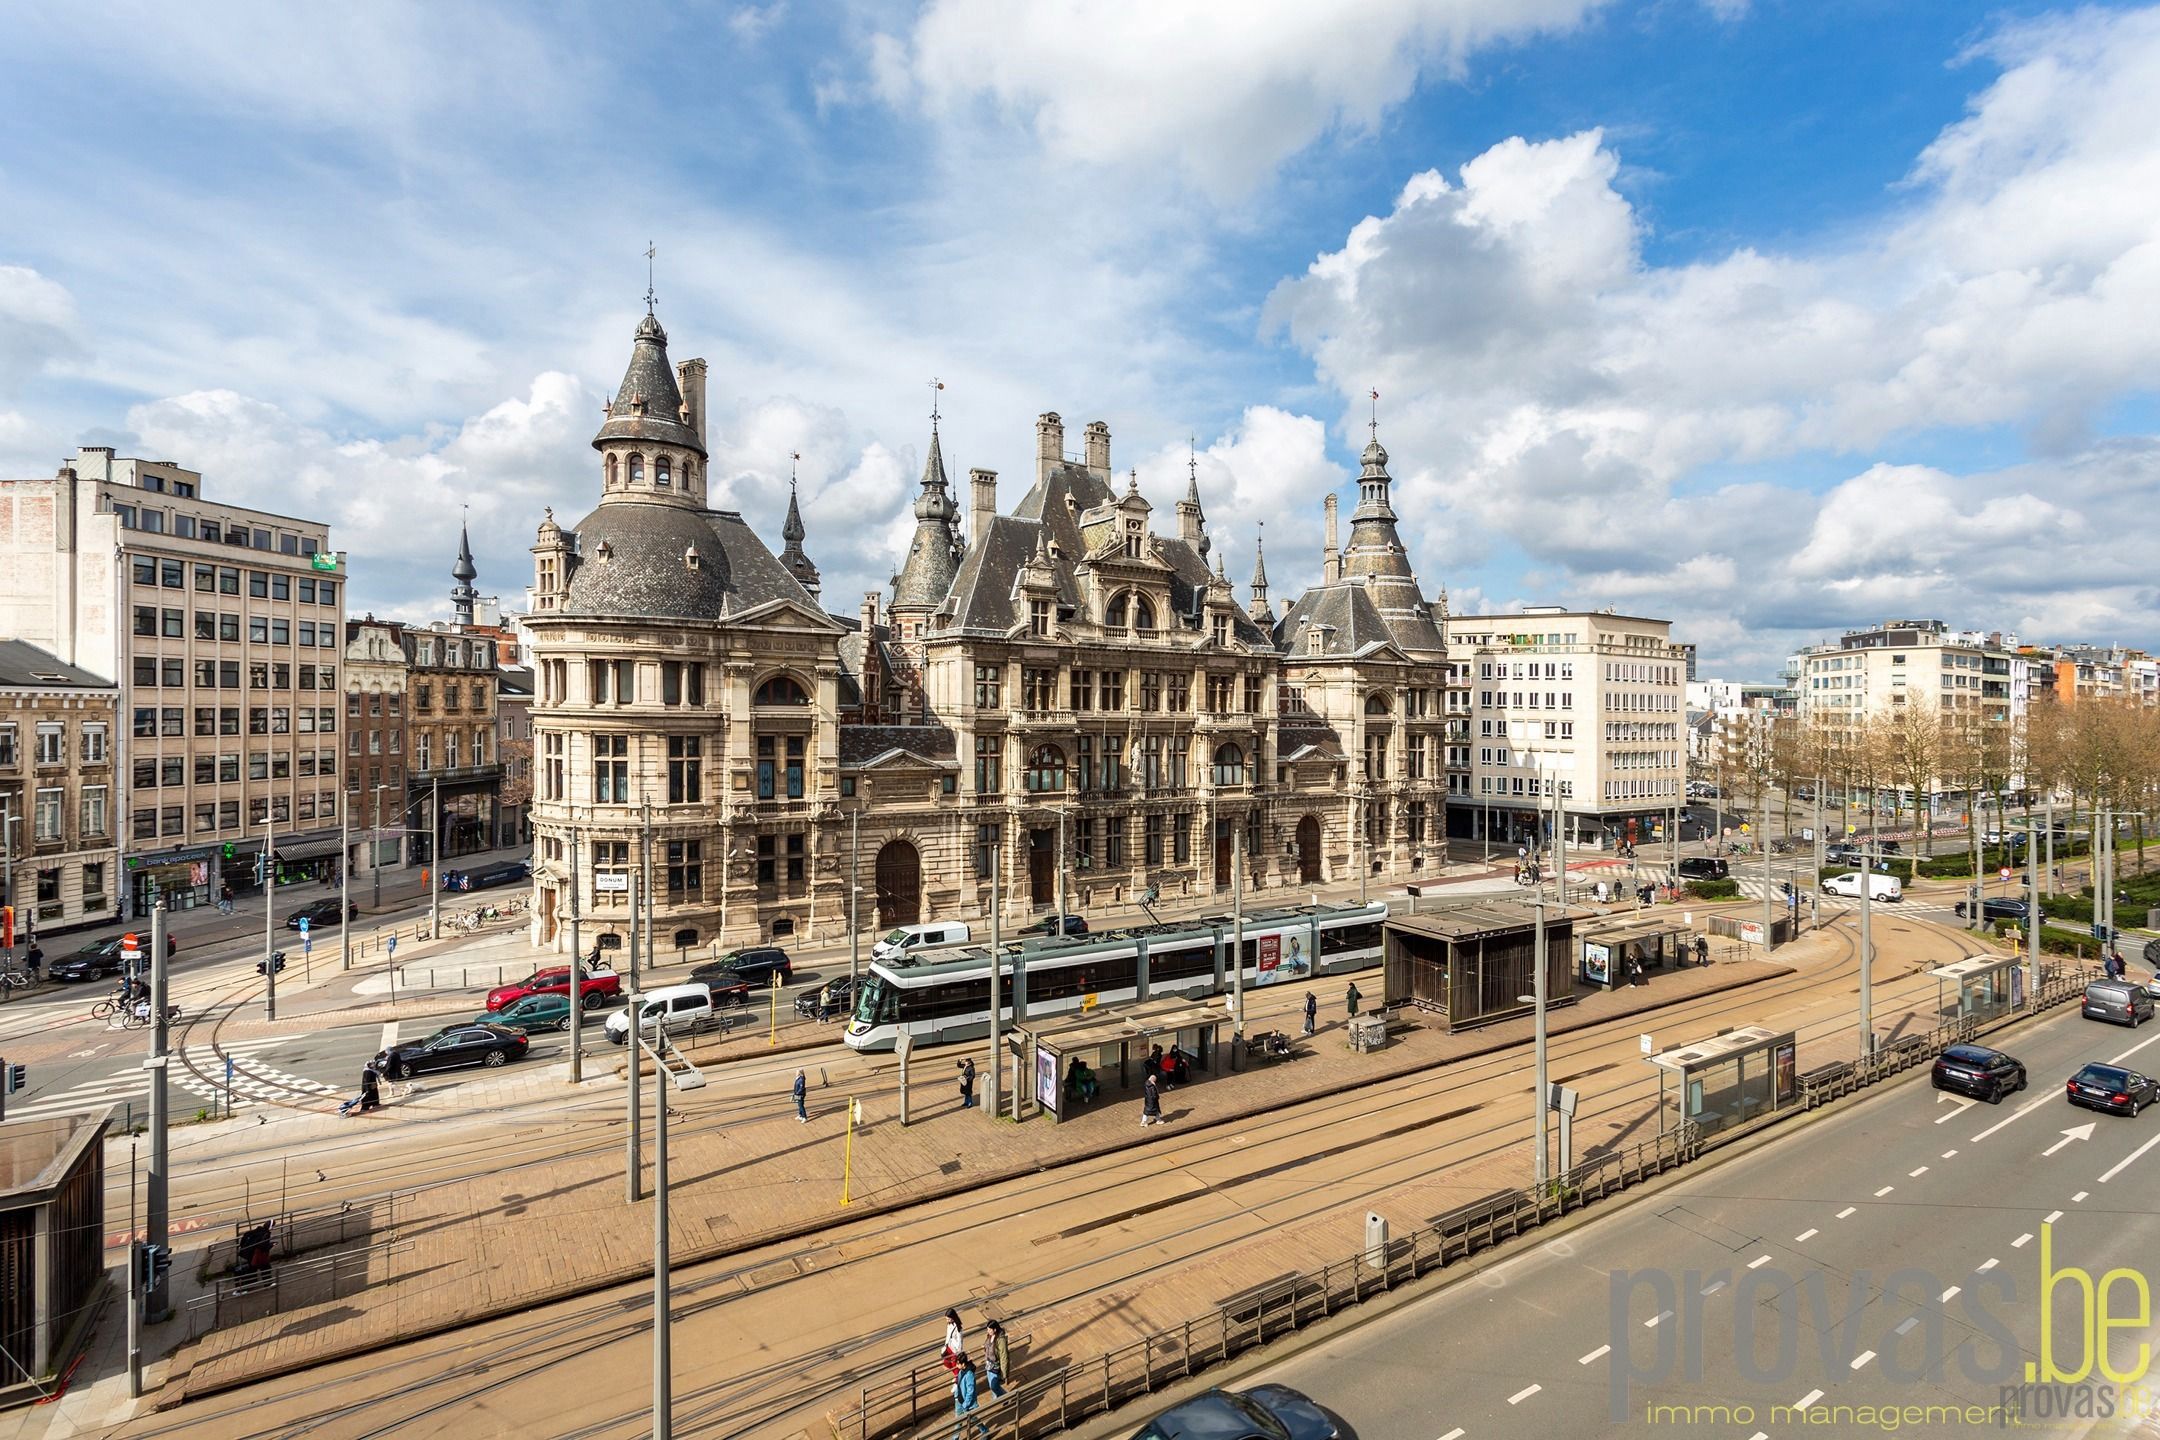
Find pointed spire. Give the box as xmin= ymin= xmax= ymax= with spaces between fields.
xmin=894 ymin=393 xmax=966 ymax=614
xmin=1250 ymin=525 xmax=1268 ymax=591
xmin=778 ymin=453 xmax=820 ymax=600
xmin=451 ymin=507 xmax=478 ymax=626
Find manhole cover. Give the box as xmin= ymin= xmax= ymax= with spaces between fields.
xmin=939 ymin=1160 xmax=962 ymax=1176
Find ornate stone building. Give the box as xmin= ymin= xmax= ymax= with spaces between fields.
xmin=525 ymin=312 xmax=1453 ymax=953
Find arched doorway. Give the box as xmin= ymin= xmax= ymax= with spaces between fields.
xmin=874 ymin=840 xmax=921 ymax=928
xmin=1295 ymin=815 xmax=1322 ymax=884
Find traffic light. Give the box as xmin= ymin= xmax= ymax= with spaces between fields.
xmin=3 ymin=1062 xmax=22 ymax=1095
xmin=147 ymin=1244 xmax=173 ymax=1288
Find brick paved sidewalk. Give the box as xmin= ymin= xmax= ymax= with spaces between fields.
xmin=163 ymin=941 xmax=1804 ymax=1401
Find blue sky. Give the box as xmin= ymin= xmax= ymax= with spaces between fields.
xmin=3 ymin=0 xmax=2156 ymax=676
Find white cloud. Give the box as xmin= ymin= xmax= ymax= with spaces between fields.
xmin=0 ymin=266 xmax=81 ymax=392
xmin=1263 ymin=5 xmax=2160 ymax=670
xmin=882 ymin=0 xmax=1606 ymax=200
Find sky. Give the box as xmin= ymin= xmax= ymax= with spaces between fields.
xmin=3 ymin=0 xmax=2157 ymax=678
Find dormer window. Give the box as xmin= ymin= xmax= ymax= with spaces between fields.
xmin=1030 ymin=599 xmax=1051 ymax=637
xmin=1211 ymin=615 xmax=1229 ymax=646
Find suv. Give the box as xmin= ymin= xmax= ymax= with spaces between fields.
xmin=683 ymin=965 xmax=754 ymax=1006
xmin=486 ymin=964 xmax=622 ymax=1012
xmin=1020 ymin=914 xmax=1090 ymax=938
xmin=443 ymin=860 xmax=531 ymax=892
xmin=285 ymin=898 xmax=359 ymax=930
xmin=699 ymin=946 xmax=792 ymax=988
xmin=1676 ymin=857 xmax=1729 ymax=881
xmin=1931 ymin=1044 xmax=2026 ymax=1104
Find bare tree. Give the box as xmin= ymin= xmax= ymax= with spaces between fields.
xmin=1884 ymin=703 xmax=1944 ymax=856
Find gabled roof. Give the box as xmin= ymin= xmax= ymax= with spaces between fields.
xmin=838 ymin=724 xmax=959 ymax=769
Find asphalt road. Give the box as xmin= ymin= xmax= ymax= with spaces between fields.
xmin=1248 ymin=1002 xmax=2160 ymax=1440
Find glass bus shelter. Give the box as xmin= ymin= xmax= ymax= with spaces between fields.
xmin=1647 ymin=1025 xmax=1799 ymax=1137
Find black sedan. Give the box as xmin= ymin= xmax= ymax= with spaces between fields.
xmin=48 ymin=939 xmax=128 ymax=983
xmin=2066 ymin=1063 xmax=2160 ymax=1117
xmin=285 ymin=899 xmax=359 ymax=930
xmin=1954 ymin=897 xmax=2032 ymax=923
xmin=1021 ymin=913 xmax=1090 ymax=937
xmin=1132 ymin=1385 xmax=1354 ymax=1440
xmin=794 ymin=975 xmax=857 ymax=1020
xmin=1931 ymin=1044 xmax=2027 ymax=1103
xmin=373 ymin=1022 xmax=530 ymax=1080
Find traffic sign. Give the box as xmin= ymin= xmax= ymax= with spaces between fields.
xmin=298 ymin=916 xmax=311 ymax=934
xmin=120 ymin=932 xmax=142 ymax=963
xmin=2000 ymin=867 xmax=2012 ymax=882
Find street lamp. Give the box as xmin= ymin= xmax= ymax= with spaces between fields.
xmin=1518 ymin=898 xmax=1549 ymax=1191
xmin=259 ymin=817 xmax=278 ymax=1022
xmin=632 ymin=1017 xmax=703 ymax=1440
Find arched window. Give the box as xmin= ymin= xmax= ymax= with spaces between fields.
xmin=1364 ymin=691 xmax=1392 ymax=715
xmin=1105 ymin=593 xmax=1128 ymax=628
xmin=753 ymin=675 xmax=810 ymax=707
xmin=1133 ymin=597 xmax=1156 ymax=630
xmin=1213 ymin=742 xmax=1245 ymax=786
xmin=655 ymin=457 xmax=671 ymax=489
xmin=605 ymin=455 xmax=619 ymax=488
xmin=1025 ymin=744 xmax=1067 ymax=793
xmin=681 ymin=459 xmax=696 ymax=491
xmin=629 ymin=455 xmax=645 ymax=485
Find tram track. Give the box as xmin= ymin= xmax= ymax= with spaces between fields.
xmin=129 ymin=907 xmax=2013 ymax=1438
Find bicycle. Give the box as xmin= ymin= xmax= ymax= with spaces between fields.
xmin=91 ymin=997 xmax=118 ymax=1021
xmin=0 ymin=970 xmax=33 ymax=992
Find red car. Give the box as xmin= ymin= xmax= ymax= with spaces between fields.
xmin=486 ymin=965 xmax=621 ymax=1012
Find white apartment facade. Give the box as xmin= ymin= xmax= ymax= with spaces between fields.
xmin=1442 ymin=606 xmax=1686 ymax=850
xmin=0 ymin=448 xmax=347 ymax=915
xmin=1792 ymin=619 xmax=2014 ymax=738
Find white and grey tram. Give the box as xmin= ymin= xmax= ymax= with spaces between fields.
xmin=843 ymin=901 xmax=1387 ymax=1052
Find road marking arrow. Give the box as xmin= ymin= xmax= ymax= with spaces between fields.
xmin=2045 ymin=1123 xmax=2097 ymax=1156
xmin=68 ymin=1049 xmax=99 ymax=1058
xmin=1936 ymin=1094 xmax=1976 ymax=1123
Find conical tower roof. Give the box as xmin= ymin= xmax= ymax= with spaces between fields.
xmin=593 ymin=312 xmax=706 ymax=457
xmin=453 ymin=522 xmax=477 ymax=583
xmin=893 ymin=420 xmax=965 ymax=611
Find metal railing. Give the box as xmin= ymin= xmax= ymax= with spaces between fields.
xmin=838 ymin=1123 xmax=1704 ymax=1440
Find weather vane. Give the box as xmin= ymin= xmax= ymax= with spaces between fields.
xmin=645 ymin=241 xmax=658 ymax=314
xmin=1188 ymin=434 xmax=1197 ymax=481
xmin=930 ymin=377 xmax=944 ymax=431
xmin=1369 ymin=388 xmax=1380 ymax=441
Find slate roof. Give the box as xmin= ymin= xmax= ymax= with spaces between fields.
xmin=1274 ymin=583 xmax=1400 ymax=658
xmin=593 ymin=313 xmax=704 ymax=456
xmin=892 ymin=428 xmax=964 ymax=611
xmin=838 ymin=724 xmax=958 ymax=768
xmin=1276 ymin=718 xmax=1346 ymax=763
xmin=0 ymin=640 xmax=112 ymax=689
xmin=558 ymin=500 xmax=832 ymax=625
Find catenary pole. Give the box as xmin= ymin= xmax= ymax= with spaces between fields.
xmin=652 ymin=1017 xmax=672 ymax=1440
xmin=339 ymin=792 xmax=351 ymax=970
xmin=263 ymin=820 xmax=278 ymax=1022
xmin=987 ymin=842 xmax=1001 ymax=1121
xmin=569 ymin=820 xmax=584 ymax=1084
xmin=147 ymin=901 xmax=171 ymax=1321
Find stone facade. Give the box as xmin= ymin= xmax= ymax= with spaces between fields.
xmin=525 ymin=313 xmax=1453 ymax=954
xmin=342 ymin=617 xmax=412 ymax=880
xmin=0 ymin=642 xmax=120 ymax=938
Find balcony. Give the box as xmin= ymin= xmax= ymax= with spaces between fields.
xmin=1011 ymin=708 xmax=1075 ymax=729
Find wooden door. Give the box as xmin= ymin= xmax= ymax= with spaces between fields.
xmin=874 ymin=840 xmax=921 ymax=927
xmin=1296 ymin=815 xmax=1322 ymax=883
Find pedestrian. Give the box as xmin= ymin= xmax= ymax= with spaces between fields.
xmin=1346 ymin=982 xmax=1362 ymax=1019
xmin=1302 ymin=991 xmax=1317 ymax=1037
xmin=943 ymin=1307 xmax=967 ymax=1367
xmin=958 ymin=1057 xmax=977 ymax=1109
xmin=985 ymin=1318 xmax=1010 ymax=1398
xmin=166 ymin=933 xmax=178 ymax=960
xmin=1140 ymin=1071 xmax=1165 ymax=1126
xmin=1694 ymin=936 xmax=1709 ymax=967
xmin=1628 ymin=957 xmax=1644 ymax=987
xmin=793 ymin=1067 xmax=808 ymax=1122
xmin=951 ymin=1357 xmax=984 ymax=1440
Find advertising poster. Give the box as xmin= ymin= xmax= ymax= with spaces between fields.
xmin=1035 ymin=1045 xmax=1058 ymax=1114
xmin=1582 ymin=941 xmax=1612 ymax=986
xmin=1774 ymin=1042 xmax=1797 ymax=1103
xmin=1257 ymin=933 xmax=1281 ymax=984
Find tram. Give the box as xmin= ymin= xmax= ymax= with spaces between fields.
xmin=843 ymin=900 xmax=1387 ymax=1051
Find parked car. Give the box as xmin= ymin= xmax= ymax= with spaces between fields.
xmin=373 ymin=1022 xmax=530 ymax=1079
xmin=795 ymin=974 xmax=857 ymax=1020
xmin=441 ymin=860 xmax=531 ymax=892
xmin=1822 ymin=871 xmax=1902 ymax=902
xmin=1878 ymin=839 xmax=1902 ymax=855
xmin=1931 ymin=1044 xmax=2026 ymax=1103
xmin=1020 ymin=913 xmax=1090 ymax=938
xmin=467 ymin=993 xmax=589 ymax=1033
xmin=2081 ymin=980 xmax=2153 ymax=1028
xmin=1954 ymin=898 xmax=2032 ymax=924
xmin=285 ymin=898 xmax=359 ymax=930
xmin=871 ymin=921 xmax=973 ymax=964
xmin=1676 ymin=857 xmax=1729 ymax=881
xmin=48 ymin=938 xmax=128 ymax=982
xmin=2065 ymin=1062 xmax=2160 ymax=1117
xmin=486 ymin=964 xmax=621 ymax=1012
xmin=1130 ymin=1385 xmax=1354 ymax=1440
xmin=604 ymin=982 xmax=728 ymax=1045
xmin=683 ymin=965 xmax=754 ymax=1007
xmin=696 ymin=945 xmax=792 ymax=987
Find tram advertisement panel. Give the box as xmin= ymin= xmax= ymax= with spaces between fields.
xmin=1258 ymin=934 xmax=1281 ymax=981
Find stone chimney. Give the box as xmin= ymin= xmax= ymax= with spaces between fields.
xmin=1083 ymin=420 xmax=1111 ymax=475
xmin=1036 ymin=412 xmax=1065 ymax=472
xmin=1322 ymin=493 xmax=1341 ymax=583
xmin=675 ymin=358 xmax=707 ymax=449
xmin=861 ymin=590 xmax=880 ymax=635
xmin=1279 ymin=598 xmax=1293 ymax=620
xmin=969 ymin=467 xmax=998 ymax=548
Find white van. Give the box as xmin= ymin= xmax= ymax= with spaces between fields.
xmin=604 ymin=982 xmax=716 ymax=1045
xmin=871 ymin=921 xmax=973 ymax=965
xmin=1821 ymin=871 xmax=1902 ymax=903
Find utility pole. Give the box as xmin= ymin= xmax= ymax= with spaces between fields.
xmin=626 ymin=965 xmax=642 ymax=1203
xmin=339 ymin=790 xmax=352 ymax=971
xmin=147 ymin=901 xmax=171 ymax=1321
xmin=1811 ymin=778 xmax=1824 ymax=930
xmin=2044 ymin=794 xmax=2055 ymax=897
xmin=1056 ymin=804 xmax=1067 ymax=924
xmin=569 ymin=821 xmax=584 ymax=1084
xmin=429 ymin=773 xmax=442 ymax=940
xmin=652 ymin=1014 xmax=672 ymax=1440
xmin=1231 ymin=823 xmax=1246 ymax=1051
xmin=2026 ymin=817 xmax=2041 ymax=1000
xmin=1553 ymin=774 xmax=1567 ymax=902
xmin=1760 ymin=721 xmax=1774 ymax=948
xmin=642 ymin=800 xmax=654 ymax=980
xmin=848 ymin=807 xmax=860 ymax=993
xmin=1531 ymin=898 xmax=1549 ymax=1190
xmin=1858 ymin=838 xmax=1874 ymax=1058
xmin=986 ymin=842 xmax=1001 ymax=1121
xmin=262 ymin=820 xmax=278 ymax=1022
xmin=127 ymin=1142 xmax=140 ymax=1398
xmin=1356 ymin=791 xmax=1368 ymax=907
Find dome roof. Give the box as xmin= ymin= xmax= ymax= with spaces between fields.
xmin=593 ymin=313 xmax=706 ymax=457
xmin=560 ymin=501 xmax=736 ymax=620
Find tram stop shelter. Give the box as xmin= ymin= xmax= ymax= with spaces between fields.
xmin=1929 ymin=956 xmax=2026 ymax=1025
xmin=0 ymin=1109 xmax=107 ymax=1404
xmin=1383 ymin=902 xmax=1580 ymax=1032
xmin=1647 ymin=1025 xmax=1799 ymax=1138
xmin=1576 ymin=915 xmax=1694 ymax=990
xmin=1007 ymin=997 xmax=1227 ymax=1125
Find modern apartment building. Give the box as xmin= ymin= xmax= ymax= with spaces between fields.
xmin=0 ymin=641 xmax=118 ymax=936
xmin=1441 ymin=607 xmax=1687 ymax=850
xmin=0 ymin=448 xmax=346 ymax=914
xmin=1791 ymin=620 xmax=2014 ymax=737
